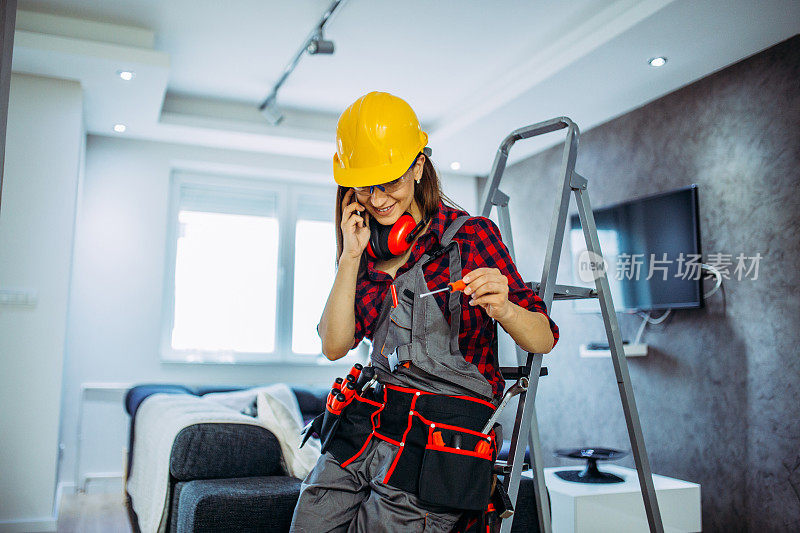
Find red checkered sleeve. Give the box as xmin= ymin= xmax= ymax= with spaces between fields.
xmin=352 ymin=279 xmax=382 ymax=349
xmin=465 ymin=217 xmax=559 ymax=348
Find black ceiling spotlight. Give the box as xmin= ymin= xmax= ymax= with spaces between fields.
xmin=307 ymin=33 xmax=335 ymax=55
xmin=258 ymin=0 xmax=347 ymax=126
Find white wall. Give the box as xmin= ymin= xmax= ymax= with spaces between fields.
xmin=439 ymin=170 xmax=479 ymax=215
xmin=56 ymin=135 xmax=478 ymax=493
xmin=0 ymin=74 xmax=84 ymax=532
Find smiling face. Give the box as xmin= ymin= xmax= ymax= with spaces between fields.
xmin=334 ymin=153 xmax=445 ymax=265
xmin=354 ymin=156 xmax=425 ymax=224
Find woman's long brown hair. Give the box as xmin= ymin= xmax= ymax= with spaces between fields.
xmin=334 ymin=154 xmax=460 ymax=276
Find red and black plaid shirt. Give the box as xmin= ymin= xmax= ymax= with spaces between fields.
xmin=352 ymin=202 xmax=559 ymax=397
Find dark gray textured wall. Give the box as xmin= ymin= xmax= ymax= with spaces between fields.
xmin=499 ymin=36 xmax=799 ymax=532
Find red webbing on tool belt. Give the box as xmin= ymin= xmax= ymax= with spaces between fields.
xmin=383 ymin=383 xmax=496 ymax=409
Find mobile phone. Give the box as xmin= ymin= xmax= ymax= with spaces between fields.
xmin=350 ymin=192 xmax=367 ymax=227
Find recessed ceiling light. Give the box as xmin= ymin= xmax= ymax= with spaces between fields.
xmin=117 ymin=70 xmax=135 ymax=81
xmin=648 ymin=57 xmax=667 ymax=67
xmin=113 ymin=124 xmax=127 ymax=133
xmin=450 ymin=161 xmax=461 ymax=171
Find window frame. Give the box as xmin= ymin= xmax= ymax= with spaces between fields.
xmin=159 ymin=170 xmax=360 ymax=365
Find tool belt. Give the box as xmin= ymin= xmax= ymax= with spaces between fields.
xmin=303 ymin=368 xmax=499 ymax=511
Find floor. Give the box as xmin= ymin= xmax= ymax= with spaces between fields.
xmin=57 ymin=493 xmax=133 ymax=533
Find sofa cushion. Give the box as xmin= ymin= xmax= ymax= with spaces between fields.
xmin=292 ymin=386 xmax=327 ymax=422
xmin=170 ymin=423 xmax=283 ymax=481
xmin=171 ymin=476 xmax=302 ymax=533
xmin=125 ymin=384 xmax=196 ymax=417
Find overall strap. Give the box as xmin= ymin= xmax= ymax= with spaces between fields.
xmin=440 ymin=215 xmax=470 ymax=354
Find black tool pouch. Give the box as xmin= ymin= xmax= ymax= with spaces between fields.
xmin=418 ymin=424 xmax=495 ymax=511
xmin=327 ymin=396 xmax=382 ymax=461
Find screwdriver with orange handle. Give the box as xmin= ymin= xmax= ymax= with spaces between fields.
xmin=345 ymin=363 xmax=363 ymax=384
xmin=329 ymin=392 xmax=348 ymax=415
xmin=341 ymin=381 xmax=357 ymax=403
xmin=418 ymin=279 xmax=467 ymax=299
xmin=326 ymin=377 xmax=345 ymax=409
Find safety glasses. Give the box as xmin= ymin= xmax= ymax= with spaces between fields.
xmin=353 ymin=175 xmax=409 ymax=197
xmin=352 ymin=155 xmax=419 ymax=197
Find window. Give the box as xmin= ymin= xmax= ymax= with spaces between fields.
xmin=293 ymin=219 xmax=336 ymax=354
xmin=161 ymin=171 xmax=364 ymax=365
xmin=172 ymin=210 xmax=279 ymax=354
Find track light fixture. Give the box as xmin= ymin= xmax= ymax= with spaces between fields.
xmin=308 ymin=34 xmax=335 ymax=55
xmin=259 ymin=0 xmax=347 ymax=125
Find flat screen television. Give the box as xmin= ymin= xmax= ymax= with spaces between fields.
xmin=569 ymin=185 xmax=702 ymax=312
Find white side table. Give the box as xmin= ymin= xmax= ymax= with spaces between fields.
xmin=522 ymin=465 xmax=701 ymax=532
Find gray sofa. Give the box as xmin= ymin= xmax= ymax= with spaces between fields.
xmin=124 ymin=384 xmax=539 ymax=533
xmin=124 ymin=384 xmax=327 ymax=532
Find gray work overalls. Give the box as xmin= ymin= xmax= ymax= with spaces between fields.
xmin=290 ymin=216 xmax=500 ymax=533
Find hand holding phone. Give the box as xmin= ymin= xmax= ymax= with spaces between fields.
xmin=340 ymin=189 xmax=370 ymax=260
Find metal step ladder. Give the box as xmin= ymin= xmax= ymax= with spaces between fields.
xmin=480 ymin=117 xmax=664 ymax=533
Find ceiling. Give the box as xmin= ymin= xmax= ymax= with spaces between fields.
xmin=11 ymin=0 xmax=800 ymax=176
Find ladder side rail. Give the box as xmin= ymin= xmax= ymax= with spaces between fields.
xmin=537 ymin=122 xmax=579 ymax=307
xmin=505 ymin=124 xmax=578 ymax=533
xmin=495 ymin=198 xmax=542 ymax=531
xmin=573 ymin=185 xmax=665 ymax=533
xmin=499 ymin=353 xmax=546 ymax=533
xmin=479 ymin=149 xmax=509 ymax=218
xmin=526 ymin=386 xmax=551 ymax=533
xmin=494 ymin=202 xmax=529 ymax=367
xmin=500 ymin=124 xmax=579 ymax=533
xmin=480 ymin=149 xmax=527 ymax=531
xmin=481 ymin=120 xmax=578 ymax=533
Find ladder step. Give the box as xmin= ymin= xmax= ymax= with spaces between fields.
xmin=493 ymin=460 xmax=530 ymax=474
xmin=500 ymin=366 xmax=547 ymax=380
xmin=528 ymin=282 xmax=597 ymax=300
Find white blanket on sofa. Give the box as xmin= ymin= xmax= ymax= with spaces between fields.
xmin=126 ymin=385 xmax=307 ymax=533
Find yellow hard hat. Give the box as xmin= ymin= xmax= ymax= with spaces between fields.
xmin=333 ymin=91 xmax=429 ymax=187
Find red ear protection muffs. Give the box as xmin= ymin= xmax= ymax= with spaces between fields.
xmin=367 ymin=213 xmax=428 ymax=261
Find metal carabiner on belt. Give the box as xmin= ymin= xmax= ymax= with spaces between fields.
xmin=357 ymin=362 xmax=379 ymax=393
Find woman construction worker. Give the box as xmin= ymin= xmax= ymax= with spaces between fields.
xmin=290 ymin=91 xmax=559 ymax=533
